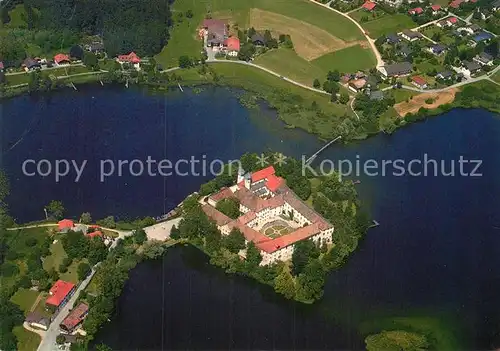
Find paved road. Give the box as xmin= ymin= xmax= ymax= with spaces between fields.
xmin=312 ymin=0 xmax=384 ymax=67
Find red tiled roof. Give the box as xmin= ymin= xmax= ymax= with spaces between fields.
xmin=60 ymin=303 xmax=88 ymax=331
xmin=362 ymin=1 xmax=376 ymax=10
xmin=238 ymin=211 xmax=256 ymax=225
xmin=202 ymin=205 xmax=233 ymax=226
xmin=409 ymin=7 xmax=424 ymax=14
xmin=54 ymin=54 xmax=70 ymax=64
xmin=118 ymin=52 xmax=141 ymax=64
xmin=449 ymin=0 xmax=462 ymax=9
xmin=58 ymin=219 xmax=74 ymax=231
xmin=266 ymin=174 xmax=284 ymax=192
xmin=448 ymin=16 xmax=458 ymax=23
xmin=224 ymin=37 xmax=240 ymax=51
xmin=86 ymin=230 xmax=103 ymax=238
xmin=0 ymin=62 xmax=4 ymax=70
xmin=202 ymin=19 xmax=226 ymax=29
xmin=46 ymin=280 xmax=75 ymax=307
xmin=430 ymin=4 xmax=441 ymax=10
xmin=257 ymin=223 xmax=322 ymax=253
xmin=251 ymin=166 xmax=275 ymax=183
xmin=209 ymin=187 xmax=234 ymax=202
xmin=412 ymin=75 xmax=427 ymax=86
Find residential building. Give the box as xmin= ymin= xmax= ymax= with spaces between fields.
xmin=46 ymin=280 xmax=76 ymax=311
xmin=26 ymin=312 xmax=50 ymax=330
xmin=400 ymin=30 xmax=423 ymax=41
xmin=462 ymin=60 xmax=482 ymax=75
xmin=470 ymin=31 xmax=494 ymax=45
xmin=409 ymin=7 xmax=424 ymax=15
xmin=58 ymin=219 xmax=75 ymax=232
xmin=386 ymin=33 xmax=401 ymax=45
xmin=60 ymin=303 xmax=89 ymax=334
xmin=411 ymin=75 xmax=428 ymax=89
xmin=362 ymin=1 xmax=377 ymax=11
xmin=445 ymin=17 xmax=458 ymax=26
xmin=85 ymin=42 xmax=105 ymax=53
xmin=251 ymin=33 xmax=266 ymax=46
xmin=202 ymin=165 xmax=334 ymax=266
xmin=86 ymin=230 xmax=103 ymax=238
xmin=436 ymin=70 xmax=453 ymax=80
xmin=22 ymin=58 xmax=41 ymax=71
xmin=449 ymin=0 xmax=464 ymax=9
xmin=54 ymin=54 xmax=70 ymax=65
xmin=381 ymin=0 xmax=403 ymax=6
xmin=378 ymin=62 xmax=413 ymax=79
xmin=430 ymin=4 xmax=442 ymax=14
xmin=428 ymin=44 xmax=447 ymax=56
xmin=117 ymin=52 xmax=141 ymax=69
xmin=203 ymin=19 xmax=228 ymax=47
xmin=473 ymin=52 xmax=494 ymax=66
xmin=493 ymin=0 xmax=500 ymax=11
xmin=224 ymin=37 xmax=240 ymax=57
xmin=348 ymin=78 xmax=367 ymax=92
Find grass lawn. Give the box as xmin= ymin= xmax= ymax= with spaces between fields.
xmin=10 ymin=289 xmax=40 ymax=315
xmin=311 ymin=45 xmax=376 ymax=74
xmin=361 ymin=13 xmax=415 ymax=39
xmin=42 ymin=239 xmax=84 ymax=283
xmin=32 ymin=293 xmax=52 ymax=318
xmin=253 ymin=49 xmax=324 ymax=86
xmin=253 ymin=45 xmax=375 ymax=87
xmin=13 ymin=326 xmax=41 ymax=351
xmin=492 ymin=71 xmax=500 ymax=84
xmin=156 ymin=0 xmax=366 ymax=68
xmin=387 ymin=88 xmax=417 ymax=103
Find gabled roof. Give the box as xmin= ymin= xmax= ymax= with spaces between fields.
xmin=362 ymin=1 xmax=376 ymax=10
xmin=473 ymin=31 xmax=494 ymax=42
xmin=251 ymin=33 xmax=266 ymax=43
xmin=0 ymin=62 xmax=4 ymax=70
xmin=382 ymin=62 xmax=413 ymax=76
xmin=430 ymin=4 xmax=441 ymax=10
xmin=202 ymin=204 xmax=233 ymax=226
xmin=266 ymin=174 xmax=284 ymax=192
xmin=209 ymin=187 xmax=234 ymax=203
xmin=118 ymin=52 xmax=141 ymax=63
xmin=54 ymin=54 xmax=70 ymax=64
xmin=479 ymin=51 xmax=494 ymax=61
xmin=409 ymin=7 xmax=424 ymax=14
xmin=447 ymin=16 xmax=458 ymax=24
xmin=251 ymin=165 xmax=276 ymax=183
xmin=58 ymin=219 xmax=74 ymax=231
xmin=412 ymin=75 xmax=427 ymax=86
xmin=401 ymin=30 xmax=422 ymax=39
xmin=46 ymin=280 xmax=75 ymax=307
xmin=437 ymin=70 xmax=453 ymax=78
xmin=224 ymin=37 xmax=240 ymax=51
xmin=60 ymin=303 xmax=89 ymax=331
xmin=464 ymin=60 xmax=481 ymax=71
xmin=86 ymin=231 xmax=103 ymax=238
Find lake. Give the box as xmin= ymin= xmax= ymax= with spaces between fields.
xmin=2 ymin=86 xmax=500 ymax=349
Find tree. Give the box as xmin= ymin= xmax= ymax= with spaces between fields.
xmin=245 ymin=241 xmax=262 ymax=268
xmin=80 ymin=212 xmax=92 ymax=224
xmin=248 ymin=27 xmax=256 ymax=38
xmin=70 ymin=45 xmax=84 ymax=60
xmin=292 ymin=239 xmax=319 ymax=276
xmin=238 ymin=43 xmax=256 ymax=61
xmin=133 ymin=229 xmax=147 ymax=245
xmin=331 ymin=91 xmax=338 ymax=103
xmin=339 ymin=93 xmax=349 ymax=104
xmin=170 ymin=225 xmax=181 ymax=240
xmin=365 ymin=330 xmax=429 ymax=351
xmin=56 ymin=335 xmax=66 ymax=345
xmin=224 ymin=228 xmax=246 ymax=254
xmin=327 ymin=70 xmax=340 ymax=82
xmin=296 ymin=259 xmax=325 ymax=301
xmin=98 ymin=216 xmax=116 ymax=229
xmin=46 ymin=200 xmax=64 ymax=220
xmin=83 ymin=51 xmax=99 ymax=70
xmin=216 ymin=198 xmax=240 ymax=219
xmin=179 ymin=55 xmax=192 ymax=68
xmin=96 ymin=343 xmax=113 ymax=351
xmin=77 ymin=262 xmax=91 ymax=280
xmin=313 ymin=78 xmax=321 ymax=88
xmin=274 ymin=266 xmax=296 ymax=299
xmin=186 ymin=9 xmax=194 ymax=18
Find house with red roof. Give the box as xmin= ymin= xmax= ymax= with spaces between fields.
xmin=60 ymin=303 xmax=89 ymax=334
xmin=449 ymin=0 xmax=464 ymax=9
xmin=54 ymin=54 xmax=70 ymax=65
xmin=86 ymin=230 xmax=103 ymax=239
xmin=224 ymin=37 xmax=240 ymax=57
xmin=46 ymin=280 xmax=76 ymax=310
xmin=0 ymin=61 xmax=4 ymax=71
xmin=411 ymin=76 xmax=428 ymax=89
xmin=58 ymin=219 xmax=75 ymax=232
xmin=409 ymin=7 xmax=424 ymax=15
xmin=117 ymin=52 xmax=141 ymax=69
xmin=362 ymin=1 xmax=376 ymax=11
xmin=430 ymin=4 xmax=442 ymax=14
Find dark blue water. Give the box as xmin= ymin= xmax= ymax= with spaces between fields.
xmin=2 ymin=86 xmax=500 ymax=350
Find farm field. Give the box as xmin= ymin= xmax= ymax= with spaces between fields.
xmin=156 ymin=0 xmax=368 ymax=70
xmin=359 ymin=13 xmax=415 ymax=38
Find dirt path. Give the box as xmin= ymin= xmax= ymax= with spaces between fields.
xmin=394 ymin=89 xmax=458 ymax=117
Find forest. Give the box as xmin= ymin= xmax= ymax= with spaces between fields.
xmin=0 ymin=0 xmax=172 ymax=66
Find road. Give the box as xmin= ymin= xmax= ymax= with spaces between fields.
xmin=309 ymin=0 xmax=384 ymax=68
